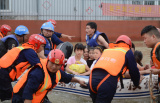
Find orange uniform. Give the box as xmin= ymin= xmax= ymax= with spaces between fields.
xmin=13 ymin=59 xmax=61 ymax=103
xmin=152 ymin=42 xmax=160 ymax=80
xmin=89 ymin=47 xmax=129 ymax=93
xmin=0 ymin=32 xmax=4 ymax=38
xmin=0 ymin=43 xmax=39 ymax=81
xmin=89 ymin=43 xmax=140 ymax=103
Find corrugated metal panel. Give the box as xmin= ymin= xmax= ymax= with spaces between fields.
xmin=0 ymin=0 xmax=37 ymax=20
xmin=1 ymin=0 xmax=160 ymax=20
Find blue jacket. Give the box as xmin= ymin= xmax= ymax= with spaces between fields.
xmin=39 ymin=34 xmax=52 ymax=57
xmin=51 ymin=33 xmax=63 ymax=46
xmin=86 ymin=31 xmax=109 ymax=47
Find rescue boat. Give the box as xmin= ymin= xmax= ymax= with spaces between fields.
xmin=48 ymin=74 xmax=159 ymax=103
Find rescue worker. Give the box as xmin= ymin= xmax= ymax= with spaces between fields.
xmin=89 ymin=35 xmax=140 ymax=103
xmin=12 ymin=49 xmax=87 ymax=103
xmin=39 ymin=22 xmax=54 ymax=58
xmin=47 ymin=19 xmax=75 ymax=49
xmin=0 ymin=25 xmax=29 ymax=58
xmin=0 ymin=34 xmax=46 ymax=102
xmin=86 ymin=22 xmax=109 ymax=49
xmin=0 ymin=24 xmax=11 ymax=39
xmin=141 ymin=25 xmax=160 ymax=87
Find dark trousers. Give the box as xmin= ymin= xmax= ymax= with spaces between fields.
xmin=0 ymin=68 xmax=12 ymax=101
xmin=89 ymin=74 xmax=118 ymax=103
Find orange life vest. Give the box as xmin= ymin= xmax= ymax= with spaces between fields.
xmin=13 ymin=59 xmax=61 ymax=103
xmin=109 ymin=42 xmax=130 ymax=48
xmin=0 ymin=43 xmax=37 ymax=81
xmin=89 ymin=46 xmax=129 ymax=93
xmin=0 ymin=32 xmax=4 ymax=38
xmin=152 ymin=42 xmax=160 ymax=78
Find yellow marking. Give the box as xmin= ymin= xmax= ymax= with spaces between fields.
xmin=17 ymin=47 xmax=24 ymax=50
xmin=104 ymin=48 xmax=127 ymax=53
xmin=40 ymin=75 xmax=48 ymax=92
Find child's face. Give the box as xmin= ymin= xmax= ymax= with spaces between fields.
xmin=89 ymin=50 xmax=94 ymax=60
xmin=75 ymin=49 xmax=83 ymax=57
xmin=83 ymin=48 xmax=89 ymax=59
xmin=94 ymin=49 xmax=102 ymax=60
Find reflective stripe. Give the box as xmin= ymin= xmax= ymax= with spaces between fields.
xmin=57 ymin=71 xmax=61 ymax=81
xmin=96 ymin=74 xmax=110 ymax=91
xmin=16 ymin=47 xmax=24 ymax=50
xmin=40 ymin=75 xmax=49 ymax=92
xmin=104 ymin=48 xmax=127 ymax=53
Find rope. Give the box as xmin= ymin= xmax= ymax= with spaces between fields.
xmin=149 ymin=71 xmax=156 ymax=103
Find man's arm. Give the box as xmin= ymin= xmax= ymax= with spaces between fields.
xmin=60 ymin=69 xmax=87 ymax=86
xmin=23 ymin=49 xmax=41 ymax=66
xmin=70 ymin=77 xmax=87 ymax=86
xmin=97 ymin=35 xmax=109 ymax=49
xmin=54 ymin=32 xmax=75 ymax=40
xmin=126 ymin=49 xmax=140 ymax=86
xmin=61 ymin=34 xmax=75 ymax=40
xmin=150 ymin=69 xmax=160 ymax=74
xmin=24 ymin=100 xmax=32 ymax=103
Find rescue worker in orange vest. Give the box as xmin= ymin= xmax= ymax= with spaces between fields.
xmin=12 ymin=49 xmax=87 ymax=103
xmin=0 ymin=34 xmax=46 ymax=102
xmin=141 ymin=25 xmax=160 ymax=86
xmin=0 ymin=24 xmax=12 ymax=39
xmin=89 ymin=35 xmax=140 ymax=103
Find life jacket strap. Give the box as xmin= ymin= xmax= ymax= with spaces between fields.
xmin=119 ymin=71 xmax=124 ymax=89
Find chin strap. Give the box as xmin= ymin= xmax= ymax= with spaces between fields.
xmin=23 ymin=35 xmax=24 ymax=43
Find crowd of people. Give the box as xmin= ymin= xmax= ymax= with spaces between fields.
xmin=0 ymin=21 xmax=159 ymax=103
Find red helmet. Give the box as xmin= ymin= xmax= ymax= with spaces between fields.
xmin=47 ymin=49 xmax=65 ymax=65
xmin=28 ymin=34 xmax=46 ymax=50
xmin=47 ymin=19 xmax=56 ymax=26
xmin=0 ymin=24 xmax=11 ymax=35
xmin=116 ymin=35 xmax=132 ymax=47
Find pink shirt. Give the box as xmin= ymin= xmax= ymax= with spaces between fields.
xmin=67 ymin=56 xmax=87 ymax=65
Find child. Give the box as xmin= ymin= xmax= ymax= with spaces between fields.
xmin=90 ymin=46 xmax=104 ymax=70
xmin=131 ymin=43 xmax=149 ymax=71
xmin=87 ymin=47 xmax=95 ymax=68
xmin=134 ymin=50 xmax=143 ymax=66
xmin=83 ymin=46 xmax=89 ymax=61
xmin=66 ymin=43 xmax=90 ymax=76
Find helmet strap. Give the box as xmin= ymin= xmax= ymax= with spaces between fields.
xmin=23 ymin=35 xmax=25 ymax=43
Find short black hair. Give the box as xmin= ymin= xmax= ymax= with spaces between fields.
xmin=88 ymin=47 xmax=94 ymax=52
xmin=74 ymin=43 xmax=84 ymax=52
xmin=141 ymin=25 xmax=160 ymax=38
xmin=94 ymin=45 xmax=105 ymax=53
xmin=86 ymin=22 xmax=97 ymax=33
